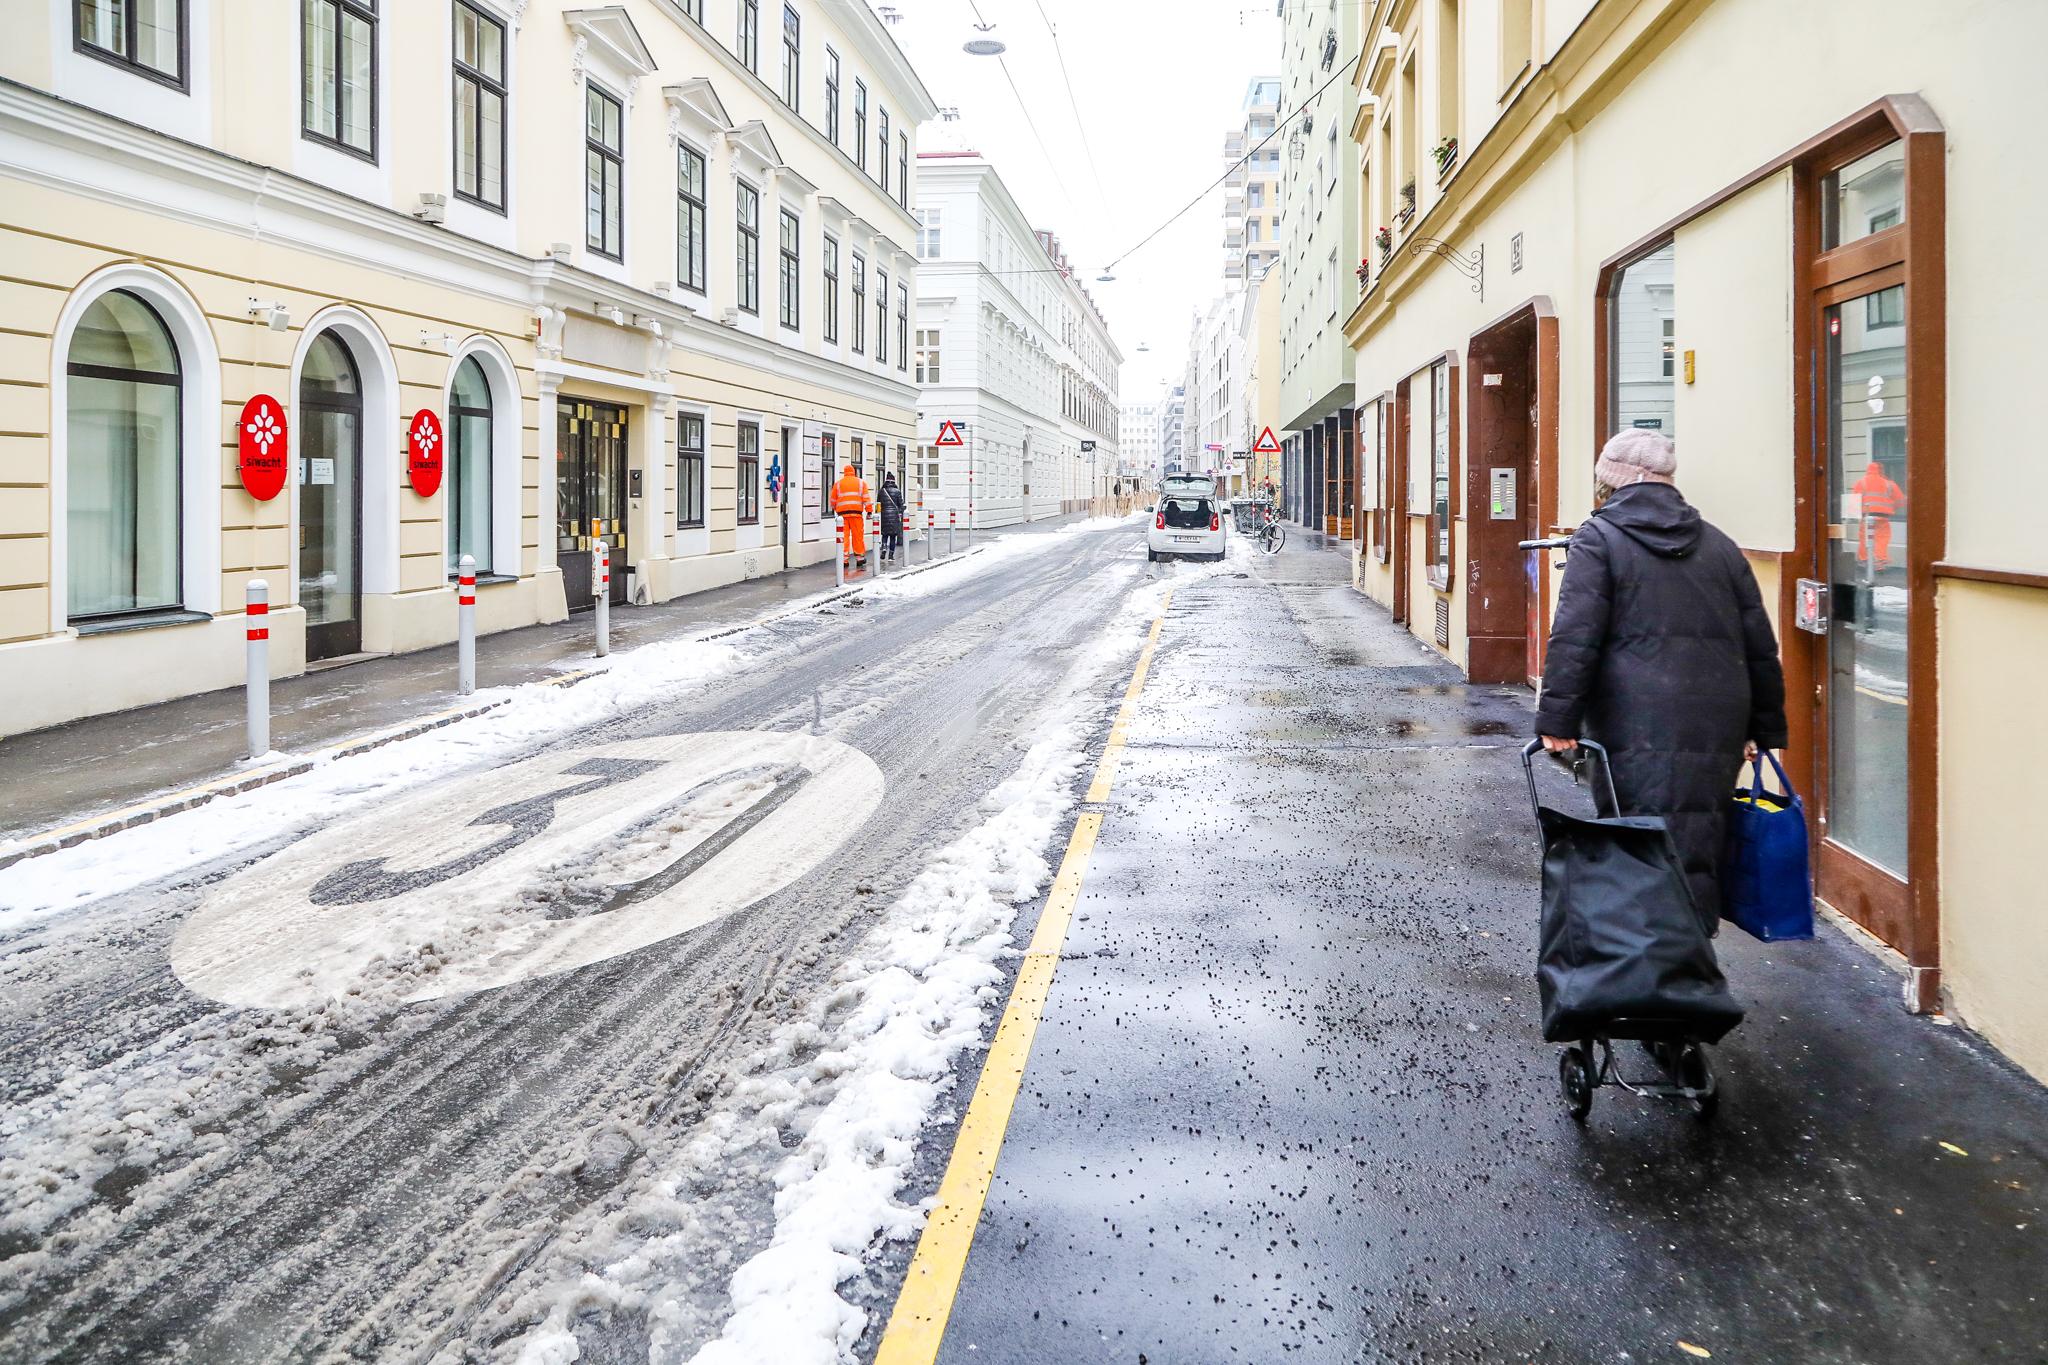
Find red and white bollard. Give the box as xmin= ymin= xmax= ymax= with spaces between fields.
xmin=835 ymin=521 xmax=846 ymax=589
xmin=456 ymin=554 xmax=477 ymax=695
xmin=926 ymin=509 xmax=936 ymax=563
xmin=948 ymin=509 xmax=957 ymax=557
xmin=593 ymin=538 xmax=611 ymax=658
xmin=244 ymin=578 xmax=269 ymax=759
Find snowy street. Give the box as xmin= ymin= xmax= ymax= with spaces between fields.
xmin=0 ymin=518 xmax=1168 ymax=1364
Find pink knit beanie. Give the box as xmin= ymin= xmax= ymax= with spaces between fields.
xmin=1595 ymin=428 xmax=1677 ymax=492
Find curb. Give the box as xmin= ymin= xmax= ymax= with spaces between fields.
xmin=0 ymin=549 xmax=995 ymax=874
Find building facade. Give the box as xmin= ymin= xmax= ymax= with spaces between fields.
xmin=1339 ymin=0 xmax=2048 ymax=1082
xmin=1277 ymin=0 xmax=1362 ymax=532
xmin=0 ymin=0 xmax=932 ymax=734
xmin=1191 ymin=293 xmax=1249 ymax=493
xmin=1119 ymin=398 xmax=1163 ymax=487
xmin=1224 ymin=77 xmax=1283 ymax=289
xmin=911 ymin=149 xmax=1118 ymax=526
xmin=1157 ymin=386 xmax=1187 ymax=474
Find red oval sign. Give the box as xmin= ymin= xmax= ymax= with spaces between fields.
xmin=408 ymin=409 xmax=445 ymax=498
xmin=236 ymin=395 xmax=289 ymax=502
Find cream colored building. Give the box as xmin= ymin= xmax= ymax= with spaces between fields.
xmin=0 ymin=0 xmax=933 ymax=735
xmin=1341 ymin=0 xmax=2048 ymax=1081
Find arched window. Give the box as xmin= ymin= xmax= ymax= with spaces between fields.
xmin=66 ymin=289 xmax=182 ymax=621
xmin=447 ymin=355 xmax=493 ymax=574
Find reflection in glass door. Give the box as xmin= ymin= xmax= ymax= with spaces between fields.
xmin=299 ymin=333 xmax=363 ymax=661
xmin=1823 ymin=283 xmax=1909 ymax=876
xmin=556 ymin=400 xmax=628 ymax=609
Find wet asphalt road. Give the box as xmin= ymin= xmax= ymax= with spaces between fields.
xmin=930 ymin=537 xmax=2048 ymax=1365
xmin=0 ymin=522 xmax=1155 ymax=1363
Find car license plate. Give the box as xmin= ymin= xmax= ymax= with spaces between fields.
xmin=1173 ymin=535 xmax=1201 ymax=544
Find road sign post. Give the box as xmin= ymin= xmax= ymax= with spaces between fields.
xmin=456 ymin=554 xmax=477 ymax=696
xmin=593 ymin=539 xmax=610 ymax=658
xmin=244 ymin=579 xmax=269 ymax=760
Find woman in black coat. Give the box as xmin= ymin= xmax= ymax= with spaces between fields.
xmin=878 ymin=473 xmax=907 ymax=562
xmin=1535 ymin=429 xmax=1789 ymax=928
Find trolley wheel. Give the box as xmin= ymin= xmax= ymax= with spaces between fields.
xmin=1679 ymin=1043 xmax=1719 ymax=1123
xmin=1559 ymin=1047 xmax=1594 ymax=1123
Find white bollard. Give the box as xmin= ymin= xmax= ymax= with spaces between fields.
xmin=244 ymin=578 xmax=269 ymax=759
xmin=948 ymin=509 xmax=957 ymax=557
xmin=927 ymin=509 xmax=936 ymax=563
xmin=835 ymin=521 xmax=846 ymax=589
xmin=456 ymin=554 xmax=477 ymax=695
xmin=593 ymin=539 xmax=611 ymax=658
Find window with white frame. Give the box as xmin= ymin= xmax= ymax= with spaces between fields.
xmin=824 ymin=46 xmax=840 ymax=144
xmin=737 ymin=421 xmax=761 ymax=524
xmin=877 ymin=108 xmax=890 ymax=192
xmin=822 ymin=233 xmax=840 ymax=343
xmin=916 ymin=328 xmax=940 ymax=384
xmin=850 ymin=251 xmax=866 ymax=352
xmin=584 ymin=83 xmax=624 ymax=260
xmin=677 ymin=411 xmax=706 ymax=527
xmin=915 ymin=207 xmax=941 ymax=258
xmin=779 ymin=209 xmax=801 ymax=329
xmin=738 ymin=0 xmax=759 ymax=72
xmin=874 ymin=267 xmax=888 ymax=364
xmin=678 ymin=0 xmax=702 ymax=19
xmin=677 ymin=143 xmax=707 ymax=292
xmin=737 ymin=181 xmax=761 ymax=313
xmin=65 ymin=288 xmax=184 ymax=621
xmin=304 ymin=0 xmax=377 ymax=159
xmin=76 ymin=0 xmax=186 ymax=87
xmin=854 ymin=80 xmax=867 ymax=171
xmin=453 ymin=2 xmax=506 ymax=211
xmin=780 ymin=5 xmax=799 ymax=109
xmin=447 ymin=355 xmax=494 ymax=573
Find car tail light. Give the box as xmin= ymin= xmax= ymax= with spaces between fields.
xmin=1210 ymin=513 xmax=1221 ymax=531
xmin=1155 ymin=511 xmax=1166 ymax=530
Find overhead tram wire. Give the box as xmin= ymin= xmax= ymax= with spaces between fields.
xmin=1099 ymin=48 xmax=1361 ymax=278
xmin=1028 ymin=0 xmax=1110 ymax=203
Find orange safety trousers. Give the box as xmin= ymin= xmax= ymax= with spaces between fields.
xmin=833 ymin=474 xmax=870 ymax=555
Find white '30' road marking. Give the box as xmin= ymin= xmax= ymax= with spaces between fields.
xmin=171 ymin=733 xmax=885 ymax=1008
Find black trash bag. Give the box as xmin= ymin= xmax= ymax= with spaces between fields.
xmin=1526 ymin=743 xmax=1744 ymax=1045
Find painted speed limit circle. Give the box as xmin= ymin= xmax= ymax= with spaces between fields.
xmin=171 ymin=733 xmax=884 ymax=1008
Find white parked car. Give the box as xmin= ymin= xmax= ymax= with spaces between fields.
xmin=1147 ymin=485 xmax=1226 ymax=562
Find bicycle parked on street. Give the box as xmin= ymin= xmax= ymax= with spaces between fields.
xmin=1252 ymin=505 xmax=1285 ymax=555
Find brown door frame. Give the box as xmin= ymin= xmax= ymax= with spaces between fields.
xmin=1592 ymin=96 xmax=1945 ymax=1010
xmin=1463 ymin=297 xmax=1559 ymax=686
xmin=1390 ymin=377 xmax=1411 ymax=624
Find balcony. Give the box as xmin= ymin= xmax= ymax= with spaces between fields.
xmin=1225 ymin=163 xmax=1247 ymax=189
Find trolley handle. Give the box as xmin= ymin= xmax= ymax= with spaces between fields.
xmin=1520 ymin=737 xmax=1621 ymax=821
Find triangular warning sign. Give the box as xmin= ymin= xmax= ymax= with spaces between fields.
xmin=935 ymin=419 xmax=965 ymax=448
xmin=1253 ymin=426 xmax=1282 ymax=455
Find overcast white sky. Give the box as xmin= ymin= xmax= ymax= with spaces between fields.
xmin=873 ymin=0 xmax=1284 ymax=402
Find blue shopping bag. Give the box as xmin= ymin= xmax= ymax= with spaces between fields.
xmin=1722 ymin=750 xmax=1814 ymax=942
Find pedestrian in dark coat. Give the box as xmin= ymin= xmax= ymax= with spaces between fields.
xmin=878 ymin=473 xmax=906 ymax=562
xmin=1535 ymin=429 xmax=1789 ymax=928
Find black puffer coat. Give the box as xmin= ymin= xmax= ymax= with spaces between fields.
xmin=879 ymin=481 xmax=906 ymax=535
xmin=1534 ymin=482 xmax=1788 ymax=926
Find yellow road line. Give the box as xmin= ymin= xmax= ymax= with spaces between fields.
xmin=873 ymin=590 xmax=1172 ymax=1365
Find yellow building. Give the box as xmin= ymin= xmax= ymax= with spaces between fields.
xmin=1340 ymin=0 xmax=2048 ymax=1080
xmin=0 ymin=0 xmax=933 ymax=734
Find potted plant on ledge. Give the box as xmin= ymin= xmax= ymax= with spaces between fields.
xmin=1397 ymin=179 xmax=1417 ymax=228
xmin=1432 ymin=136 xmax=1459 ymax=181
xmin=1355 ymin=257 xmax=1371 ymax=291
xmin=1374 ymin=226 xmax=1393 ymax=263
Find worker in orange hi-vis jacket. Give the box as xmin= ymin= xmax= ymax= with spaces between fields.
xmin=832 ymin=463 xmax=872 ymax=567
xmin=1851 ymin=458 xmax=1907 ymax=571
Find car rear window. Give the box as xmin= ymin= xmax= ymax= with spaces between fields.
xmin=1161 ymin=497 xmax=1213 ymax=528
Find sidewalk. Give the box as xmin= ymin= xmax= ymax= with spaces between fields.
xmin=0 ymin=515 xmax=1093 ymax=850
xmin=882 ymin=537 xmax=2048 ymax=1364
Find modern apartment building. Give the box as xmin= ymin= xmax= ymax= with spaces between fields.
xmin=911 ymin=146 xmax=1119 ymax=525
xmin=1157 ymin=386 xmax=1187 ymax=474
xmin=1338 ymin=0 xmax=2048 ymax=1083
xmin=1224 ymin=77 xmax=1283 ymax=288
xmin=1276 ymin=0 xmax=1362 ymax=532
xmin=1192 ymin=293 xmax=1249 ymax=493
xmin=1119 ymin=399 xmax=1163 ymax=486
xmin=0 ymin=0 xmax=932 ymax=733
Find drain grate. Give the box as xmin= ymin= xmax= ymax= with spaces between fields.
xmin=1434 ymin=595 xmax=1451 ymax=648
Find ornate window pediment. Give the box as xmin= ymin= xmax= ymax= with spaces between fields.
xmin=566 ymin=7 xmax=657 ymax=90
xmin=727 ymin=119 xmax=783 ymax=172
xmin=663 ymin=77 xmax=731 ymax=140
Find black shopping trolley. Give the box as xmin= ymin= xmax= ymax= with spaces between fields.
xmin=1521 ymin=739 xmax=1743 ymax=1123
